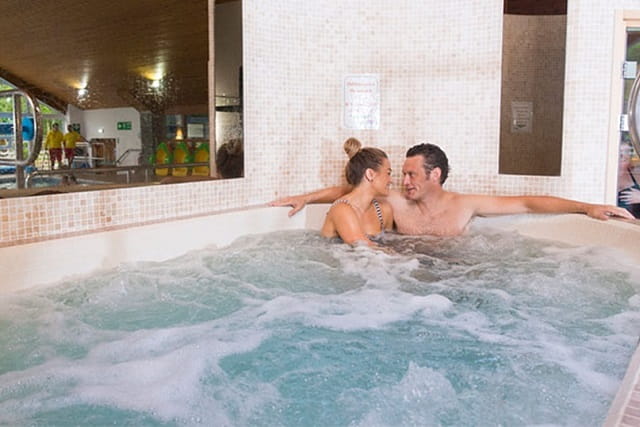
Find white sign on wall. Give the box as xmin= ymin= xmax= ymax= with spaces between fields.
xmin=343 ymin=74 xmax=380 ymax=130
xmin=511 ymin=101 xmax=533 ymax=133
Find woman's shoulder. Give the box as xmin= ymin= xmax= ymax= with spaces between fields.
xmin=327 ymin=199 xmax=356 ymax=216
xmin=331 ymin=198 xmax=352 ymax=207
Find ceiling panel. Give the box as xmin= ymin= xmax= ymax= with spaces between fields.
xmin=0 ymin=0 xmax=210 ymax=112
xmin=504 ymin=0 xmax=567 ymax=15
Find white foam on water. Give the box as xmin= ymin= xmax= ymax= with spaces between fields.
xmin=253 ymin=289 xmax=453 ymax=331
xmin=600 ymin=309 xmax=640 ymax=336
xmin=0 ymin=305 xmax=277 ymax=424
xmin=1 ymin=229 xmax=638 ymax=426
xmin=332 ymin=244 xmax=421 ymax=287
xmin=344 ymin=362 xmax=458 ymax=427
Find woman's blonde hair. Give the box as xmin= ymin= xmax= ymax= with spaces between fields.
xmin=342 ymin=138 xmax=387 ymax=186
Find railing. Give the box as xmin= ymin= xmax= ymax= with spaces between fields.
xmin=25 ymin=161 xmax=210 ymax=188
xmin=628 ymin=74 xmax=640 ymax=155
xmin=116 ymin=148 xmax=142 ymax=165
xmin=0 ymin=88 xmax=43 ymax=167
xmin=0 ymin=88 xmax=43 ymax=188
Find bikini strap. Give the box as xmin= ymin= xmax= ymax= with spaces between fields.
xmin=329 ymin=198 xmax=384 ymax=230
xmin=372 ymin=199 xmax=384 ymax=230
xmin=327 ymin=199 xmax=352 ymax=215
xmin=331 ymin=199 xmax=352 ymax=207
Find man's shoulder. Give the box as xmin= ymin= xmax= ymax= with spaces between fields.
xmin=383 ymin=189 xmax=408 ymax=206
xmin=440 ymin=191 xmax=489 ymax=215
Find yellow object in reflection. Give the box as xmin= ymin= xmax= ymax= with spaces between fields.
xmin=172 ymin=142 xmax=193 ymax=177
xmin=192 ymin=143 xmax=210 ymax=176
xmin=153 ymin=142 xmax=172 ymax=176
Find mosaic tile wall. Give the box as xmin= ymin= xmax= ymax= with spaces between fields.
xmin=1 ymin=0 xmax=639 ymax=247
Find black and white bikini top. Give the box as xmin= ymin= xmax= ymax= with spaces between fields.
xmin=330 ymin=198 xmax=385 ymax=232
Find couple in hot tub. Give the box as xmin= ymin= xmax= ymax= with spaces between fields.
xmin=271 ymin=139 xmax=634 ymax=247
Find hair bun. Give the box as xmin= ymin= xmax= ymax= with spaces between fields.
xmin=343 ymin=137 xmax=362 ymax=159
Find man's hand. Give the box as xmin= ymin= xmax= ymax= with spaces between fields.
xmin=585 ymin=204 xmax=634 ymax=220
xmin=619 ymin=188 xmax=640 ymax=205
xmin=269 ymin=195 xmax=307 ymax=217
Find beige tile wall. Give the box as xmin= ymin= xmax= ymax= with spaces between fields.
xmin=1 ymin=0 xmax=639 ymax=247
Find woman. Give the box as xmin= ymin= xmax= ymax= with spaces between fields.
xmin=321 ymin=138 xmax=394 ymax=246
xmin=617 ymin=140 xmax=640 ymax=218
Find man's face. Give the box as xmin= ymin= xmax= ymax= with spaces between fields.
xmin=402 ymin=155 xmax=431 ymax=200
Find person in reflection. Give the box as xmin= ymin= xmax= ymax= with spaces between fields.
xmin=617 ymin=140 xmax=640 ymax=218
xmin=44 ymin=123 xmax=64 ymax=170
xmin=321 ymin=138 xmax=394 ymax=246
xmin=216 ymin=138 xmax=244 ymax=178
xmin=60 ymin=174 xmax=78 ymax=186
xmin=62 ymin=124 xmax=86 ymax=168
xmin=271 ymin=142 xmax=634 ymax=237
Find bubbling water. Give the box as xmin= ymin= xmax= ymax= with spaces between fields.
xmin=0 ymin=228 xmax=638 ymax=426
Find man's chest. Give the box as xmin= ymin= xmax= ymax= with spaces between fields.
xmin=393 ymin=205 xmax=470 ymax=237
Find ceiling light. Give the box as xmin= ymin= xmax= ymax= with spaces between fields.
xmin=150 ymin=79 xmax=161 ymax=89
xmin=77 ymin=88 xmax=88 ymax=97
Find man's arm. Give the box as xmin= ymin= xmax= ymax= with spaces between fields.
xmin=269 ymin=185 xmax=351 ymax=217
xmin=468 ymin=194 xmax=634 ymax=220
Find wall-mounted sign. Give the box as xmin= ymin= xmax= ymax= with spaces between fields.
xmin=187 ymin=123 xmax=205 ymax=138
xmin=624 ymin=61 xmax=637 ymax=79
xmin=343 ymin=74 xmax=380 ymax=130
xmin=71 ymin=123 xmax=81 ymax=132
xmin=117 ymin=121 xmax=132 ymax=131
xmin=510 ymin=101 xmax=533 ymax=133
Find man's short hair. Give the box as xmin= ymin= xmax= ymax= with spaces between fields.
xmin=406 ymin=143 xmax=449 ymax=184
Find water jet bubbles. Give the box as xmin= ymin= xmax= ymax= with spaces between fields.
xmin=1 ymin=230 xmax=638 ymax=425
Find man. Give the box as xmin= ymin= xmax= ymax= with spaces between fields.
xmin=44 ymin=123 xmax=64 ymax=170
xmin=62 ymin=124 xmax=86 ymax=168
xmin=271 ymin=143 xmax=633 ymax=237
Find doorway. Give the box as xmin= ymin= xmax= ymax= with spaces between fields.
xmin=609 ymin=12 xmax=640 ymax=218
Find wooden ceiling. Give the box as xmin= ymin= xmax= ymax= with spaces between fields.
xmin=1 ymin=0 xmax=564 ymax=114
xmin=0 ymin=0 xmax=213 ymax=113
xmin=504 ymin=0 xmax=567 ymax=15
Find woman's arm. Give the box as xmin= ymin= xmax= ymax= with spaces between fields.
xmin=321 ymin=203 xmax=373 ymax=246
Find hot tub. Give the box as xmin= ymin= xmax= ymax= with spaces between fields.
xmin=0 ymin=205 xmax=638 ymax=426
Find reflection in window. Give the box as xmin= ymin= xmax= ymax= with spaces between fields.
xmin=165 ymin=114 xmax=209 ymax=141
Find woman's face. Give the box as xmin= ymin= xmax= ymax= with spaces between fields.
xmin=620 ymin=144 xmax=633 ymax=166
xmin=371 ymin=157 xmax=392 ymax=196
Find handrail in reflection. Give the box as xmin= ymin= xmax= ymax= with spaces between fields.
xmin=25 ymin=162 xmax=210 ymax=188
xmin=116 ymin=148 xmax=142 ymax=165
xmin=0 ymin=88 xmax=43 ymax=167
xmin=627 ymin=73 xmax=640 ymax=155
